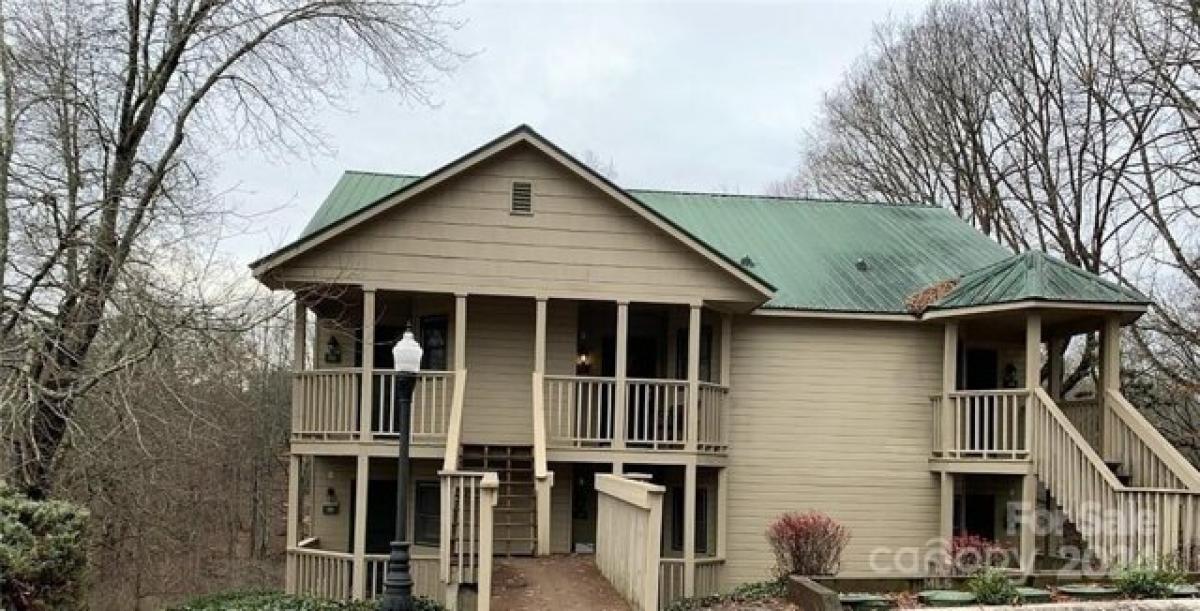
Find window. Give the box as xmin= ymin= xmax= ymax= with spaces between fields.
xmin=414 ymin=480 xmax=441 ymax=546
xmin=511 ymin=181 xmax=533 ymax=214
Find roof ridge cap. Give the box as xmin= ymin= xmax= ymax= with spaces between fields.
xmin=628 ymin=187 xmax=937 ymax=208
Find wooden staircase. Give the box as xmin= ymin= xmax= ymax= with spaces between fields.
xmin=460 ymin=444 xmax=537 ymax=556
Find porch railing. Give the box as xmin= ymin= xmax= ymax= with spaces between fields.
xmin=930 ymin=389 xmax=1030 ymax=459
xmin=292 ymin=369 xmax=457 ymax=442
xmin=364 ymin=553 xmax=441 ymax=602
xmin=659 ymin=557 xmax=724 ymax=610
xmin=544 ymin=375 xmax=616 ymax=447
xmin=595 ymin=474 xmax=664 ymax=611
xmin=440 ymin=470 xmax=499 ymax=611
xmin=625 ymin=379 xmax=689 ymax=450
xmin=373 ymin=370 xmax=454 ymax=442
xmin=294 ymin=369 xmax=361 ymax=438
xmin=542 ymin=376 xmax=729 ymax=453
xmin=290 ymin=540 xmax=352 ymax=600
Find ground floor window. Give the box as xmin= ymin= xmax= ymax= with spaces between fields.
xmin=669 ymin=486 xmax=708 ymax=554
xmin=414 ymin=480 xmax=440 ymax=546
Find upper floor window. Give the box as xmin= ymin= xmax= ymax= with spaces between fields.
xmin=511 ymin=181 xmax=533 ymax=215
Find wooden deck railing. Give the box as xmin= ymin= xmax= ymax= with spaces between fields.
xmin=1028 ymin=388 xmax=1200 ymax=566
xmin=930 ymin=390 xmax=1030 ymax=459
xmin=440 ymin=470 xmax=499 ymax=611
xmin=288 ymin=539 xmax=353 ymax=600
xmin=364 ymin=553 xmax=441 ymax=602
xmin=595 ymin=474 xmax=664 ymax=611
xmin=625 ymin=379 xmax=689 ymax=450
xmin=292 ymin=369 xmax=458 ymax=442
xmin=658 ymin=557 xmax=723 ymax=610
xmin=294 ymin=369 xmax=361 ymax=438
xmin=542 ymin=376 xmax=728 ymax=453
xmin=372 ymin=370 xmax=454 ymax=442
xmin=696 ymin=382 xmax=729 ymax=452
xmin=1103 ymin=389 xmax=1200 ymax=490
xmin=544 ymin=375 xmax=616 ymax=447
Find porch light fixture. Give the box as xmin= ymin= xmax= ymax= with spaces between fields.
xmin=324 ymin=336 xmax=341 ymax=363
xmin=321 ymin=487 xmax=339 ymax=515
xmin=576 ymin=352 xmax=590 ymax=367
xmin=381 ymin=323 xmax=422 ymax=611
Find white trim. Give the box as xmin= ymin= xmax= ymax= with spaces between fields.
xmin=920 ymin=299 xmax=1148 ymax=319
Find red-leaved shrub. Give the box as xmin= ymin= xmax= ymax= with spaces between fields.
xmin=765 ymin=511 xmax=850 ymax=576
xmin=949 ymin=534 xmax=1012 ymax=574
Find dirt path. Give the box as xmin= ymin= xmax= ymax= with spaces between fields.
xmin=490 ymin=555 xmax=632 ymax=611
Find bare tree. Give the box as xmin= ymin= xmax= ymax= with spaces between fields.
xmin=0 ymin=0 xmax=460 ymax=498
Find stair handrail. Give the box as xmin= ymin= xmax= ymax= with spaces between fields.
xmin=1033 ymin=388 xmax=1125 ymax=490
xmin=1104 ymin=389 xmax=1200 ymax=491
xmin=441 ymin=369 xmax=468 ymax=471
xmin=530 ymin=371 xmax=553 ymax=555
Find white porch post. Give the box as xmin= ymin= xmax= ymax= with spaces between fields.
xmin=614 ymin=301 xmax=629 ymax=450
xmin=454 ymin=294 xmax=468 ymax=371
xmin=1020 ymin=312 xmax=1041 ymax=574
xmin=533 ymin=297 xmax=552 ymax=555
xmin=360 ymin=289 xmax=376 ymax=442
xmin=285 ymin=454 xmax=301 ymax=594
xmin=1101 ymin=315 xmax=1121 ymax=394
xmin=719 ymin=313 xmax=732 ymax=386
xmin=716 ymin=466 xmax=728 ymax=560
xmin=1025 ymin=312 xmax=1042 ymax=392
xmin=351 ymin=455 xmax=370 ymax=598
xmin=939 ymin=471 xmax=954 ymax=568
xmin=683 ymin=462 xmax=698 ymax=596
xmin=292 ymin=301 xmax=307 ymax=435
xmin=941 ymin=322 xmax=958 ymax=454
xmin=686 ymin=303 xmax=701 ymax=452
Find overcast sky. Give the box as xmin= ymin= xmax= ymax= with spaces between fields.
xmin=226 ymin=0 xmax=930 ymax=267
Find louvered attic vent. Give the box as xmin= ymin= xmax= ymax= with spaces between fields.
xmin=511 ymin=181 xmax=533 ymax=214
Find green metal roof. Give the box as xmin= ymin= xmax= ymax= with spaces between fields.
xmin=292 ymin=170 xmax=1141 ymax=314
xmin=629 ymin=190 xmax=1012 ymax=312
xmin=930 ymin=251 xmax=1148 ymax=310
xmin=301 ymin=171 xmax=420 ymax=237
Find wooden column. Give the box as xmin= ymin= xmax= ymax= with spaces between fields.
xmin=360 ymin=289 xmax=376 ymax=442
xmin=284 ymin=454 xmax=301 ymax=594
xmin=686 ymin=303 xmax=701 ymax=452
xmin=351 ymin=455 xmax=370 ymax=598
xmin=454 ymin=294 xmax=468 ymax=371
xmin=533 ymin=297 xmax=552 ymax=556
xmin=1048 ymin=335 xmax=1066 ymax=401
xmin=939 ymin=471 xmax=954 ymax=568
xmin=1019 ymin=473 xmax=1038 ymax=574
xmin=614 ymin=301 xmax=629 ymax=450
xmin=719 ymin=313 xmax=732 ymax=386
xmin=683 ymin=462 xmax=698 ymax=596
xmin=292 ymin=300 xmax=307 ymax=437
xmin=1101 ymin=315 xmax=1121 ymax=393
xmin=941 ymin=322 xmax=958 ymax=453
xmin=293 ymin=299 xmax=308 ymax=370
xmin=716 ymin=466 xmax=728 ymax=560
xmin=1025 ymin=312 xmax=1042 ymax=391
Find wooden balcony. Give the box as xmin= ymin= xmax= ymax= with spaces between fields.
xmin=292 ymin=368 xmax=458 ymax=444
xmin=541 ymin=375 xmax=730 ymax=455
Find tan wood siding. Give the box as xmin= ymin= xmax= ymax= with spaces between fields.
xmin=462 ymin=296 xmax=535 ymax=445
xmin=275 ymin=145 xmax=762 ymax=304
xmin=724 ymin=317 xmax=943 ymax=581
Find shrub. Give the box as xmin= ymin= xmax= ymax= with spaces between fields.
xmin=663 ymin=579 xmax=786 ymax=611
xmin=169 ymin=591 xmax=446 ymax=611
xmin=966 ymin=567 xmax=1019 ymax=605
xmin=0 ymin=484 xmax=90 ymax=611
xmin=1114 ymin=558 xmax=1184 ymax=599
xmin=949 ymin=535 xmax=1011 ymax=575
xmin=766 ymin=511 xmax=850 ymax=576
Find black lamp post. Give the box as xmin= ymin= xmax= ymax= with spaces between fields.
xmin=381 ymin=325 xmax=422 ymax=611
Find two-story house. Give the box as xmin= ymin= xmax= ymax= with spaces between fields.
xmin=250 ymin=126 xmax=1200 ymax=610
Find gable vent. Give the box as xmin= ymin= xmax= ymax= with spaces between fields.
xmin=511 ymin=181 xmax=533 ymax=214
